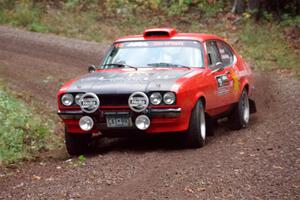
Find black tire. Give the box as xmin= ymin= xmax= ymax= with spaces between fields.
xmin=206 ymin=114 xmax=217 ymax=136
xmin=65 ymin=129 xmax=91 ymax=155
xmin=229 ymin=89 xmax=250 ymax=130
xmin=185 ymin=100 xmax=206 ymax=148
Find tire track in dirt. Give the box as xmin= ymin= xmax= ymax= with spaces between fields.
xmin=0 ymin=26 xmax=299 ymax=200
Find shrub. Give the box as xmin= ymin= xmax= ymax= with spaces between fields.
xmin=11 ymin=0 xmax=42 ymax=27
xmin=0 ymin=87 xmax=55 ymax=165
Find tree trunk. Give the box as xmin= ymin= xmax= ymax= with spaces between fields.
xmin=248 ymin=0 xmax=261 ymax=21
xmin=248 ymin=0 xmax=260 ymax=11
xmin=231 ymin=0 xmax=245 ymax=14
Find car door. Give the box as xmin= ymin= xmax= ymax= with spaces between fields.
xmin=216 ymin=40 xmax=239 ymax=104
xmin=205 ymin=40 xmax=232 ymax=109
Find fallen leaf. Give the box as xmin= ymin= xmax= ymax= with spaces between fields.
xmin=184 ymin=187 xmax=194 ymax=193
xmin=32 ymin=175 xmax=41 ymax=181
xmin=272 ymin=165 xmax=283 ymax=169
xmin=197 ymin=187 xmax=206 ymax=192
xmin=13 ymin=182 xmax=24 ymax=189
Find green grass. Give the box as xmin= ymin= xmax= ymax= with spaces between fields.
xmin=0 ymin=85 xmax=56 ymax=165
xmin=238 ymin=22 xmax=299 ymax=71
xmin=0 ymin=0 xmax=42 ymax=28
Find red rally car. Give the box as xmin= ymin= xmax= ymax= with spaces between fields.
xmin=57 ymin=28 xmax=256 ymax=155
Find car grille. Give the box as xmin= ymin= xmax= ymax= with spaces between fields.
xmin=98 ymin=94 xmax=130 ymax=106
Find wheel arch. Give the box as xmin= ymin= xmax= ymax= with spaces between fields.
xmin=244 ymin=84 xmax=249 ymax=94
xmin=199 ymin=96 xmax=206 ymax=109
xmin=193 ymin=91 xmax=206 ymax=109
xmin=187 ymin=94 xmax=206 ymax=127
xmin=239 ymin=78 xmax=249 ymax=95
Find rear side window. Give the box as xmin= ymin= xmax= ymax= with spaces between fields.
xmin=216 ymin=41 xmax=234 ymax=66
xmin=206 ymin=41 xmax=222 ymax=67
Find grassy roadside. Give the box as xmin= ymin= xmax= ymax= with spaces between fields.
xmin=235 ymin=22 xmax=299 ymax=73
xmin=0 ymin=84 xmax=58 ymax=165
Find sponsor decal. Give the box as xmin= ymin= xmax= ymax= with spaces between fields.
xmin=95 ymin=72 xmax=177 ymax=82
xmin=216 ymin=74 xmax=230 ymax=87
xmin=115 ymin=41 xmax=200 ymax=48
xmin=79 ymin=93 xmax=100 ymax=113
xmin=126 ymin=42 xmax=149 ymax=47
xmin=230 ymin=68 xmax=240 ymax=92
xmin=237 ymin=69 xmax=249 ymax=77
xmin=215 ymin=69 xmax=241 ymax=96
xmin=215 ymin=74 xmax=231 ymax=96
xmin=217 ymin=86 xmax=231 ymax=96
xmin=152 ymin=41 xmax=184 ymax=46
xmin=128 ymin=92 xmax=149 ymax=112
xmin=115 ymin=43 xmax=125 ymax=48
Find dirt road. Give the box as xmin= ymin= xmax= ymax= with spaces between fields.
xmin=0 ymin=26 xmax=299 ymax=200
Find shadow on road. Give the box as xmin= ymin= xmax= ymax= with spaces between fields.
xmin=83 ymin=117 xmax=252 ymax=156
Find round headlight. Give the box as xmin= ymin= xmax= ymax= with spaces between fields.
xmin=135 ymin=115 xmax=150 ymax=130
xmin=163 ymin=92 xmax=176 ymax=105
xmin=61 ymin=94 xmax=74 ymax=106
xmin=150 ymin=92 xmax=162 ymax=105
xmin=75 ymin=94 xmax=83 ymax=105
xmin=79 ymin=116 xmax=94 ymax=131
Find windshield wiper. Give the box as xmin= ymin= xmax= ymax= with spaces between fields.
xmin=102 ymin=63 xmax=138 ymax=70
xmin=147 ymin=62 xmax=191 ymax=69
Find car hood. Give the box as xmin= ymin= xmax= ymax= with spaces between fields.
xmin=66 ymin=68 xmax=195 ymax=94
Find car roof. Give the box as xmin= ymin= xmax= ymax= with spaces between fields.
xmin=114 ymin=28 xmax=224 ymax=43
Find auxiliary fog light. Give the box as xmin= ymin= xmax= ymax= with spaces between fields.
xmin=79 ymin=116 xmax=94 ymax=131
xmin=135 ymin=115 xmax=150 ymax=130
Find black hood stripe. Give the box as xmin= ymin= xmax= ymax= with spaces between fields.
xmin=66 ymin=69 xmax=193 ymax=94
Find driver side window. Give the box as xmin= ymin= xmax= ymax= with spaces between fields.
xmin=206 ymin=41 xmax=222 ymax=68
xmin=216 ymin=41 xmax=234 ymax=67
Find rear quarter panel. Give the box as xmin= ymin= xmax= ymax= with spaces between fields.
xmin=235 ymin=54 xmax=255 ymax=99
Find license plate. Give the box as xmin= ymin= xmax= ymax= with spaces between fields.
xmin=106 ymin=115 xmax=132 ymax=128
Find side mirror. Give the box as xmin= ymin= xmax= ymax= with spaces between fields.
xmin=211 ymin=62 xmax=224 ymax=73
xmin=88 ymin=65 xmax=96 ymax=73
xmin=215 ymin=62 xmax=224 ymax=70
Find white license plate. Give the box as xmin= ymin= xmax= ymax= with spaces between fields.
xmin=106 ymin=115 xmax=132 ymax=128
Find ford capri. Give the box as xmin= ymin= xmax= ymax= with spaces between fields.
xmin=57 ymin=28 xmax=256 ymax=155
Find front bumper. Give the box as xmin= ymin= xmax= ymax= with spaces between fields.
xmin=58 ymin=107 xmax=187 ymax=134
xmin=150 ymin=108 xmax=181 ymax=117
xmin=58 ymin=108 xmax=181 ymax=120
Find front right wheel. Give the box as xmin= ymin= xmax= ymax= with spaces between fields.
xmin=229 ymin=89 xmax=250 ymax=130
xmin=185 ymin=100 xmax=206 ymax=148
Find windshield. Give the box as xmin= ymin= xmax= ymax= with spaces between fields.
xmin=102 ymin=40 xmax=204 ymax=68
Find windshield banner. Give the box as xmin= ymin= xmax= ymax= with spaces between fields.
xmin=115 ymin=41 xmax=200 ymax=48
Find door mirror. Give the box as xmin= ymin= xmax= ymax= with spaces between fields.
xmin=211 ymin=62 xmax=224 ymax=73
xmin=88 ymin=65 xmax=96 ymax=73
xmin=215 ymin=62 xmax=224 ymax=70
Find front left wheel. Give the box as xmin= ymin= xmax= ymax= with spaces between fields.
xmin=185 ymin=100 xmax=206 ymax=148
xmin=65 ymin=129 xmax=91 ymax=155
